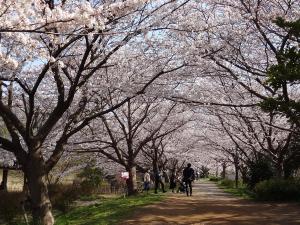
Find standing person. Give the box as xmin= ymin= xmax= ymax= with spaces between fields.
xmin=0 ymin=181 xmax=4 ymax=190
xmin=143 ymin=169 xmax=151 ymax=193
xmin=169 ymin=169 xmax=177 ymax=193
xmin=183 ymin=163 xmax=195 ymax=196
xmin=154 ymin=167 xmax=166 ymax=193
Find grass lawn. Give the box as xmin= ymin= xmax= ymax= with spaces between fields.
xmin=0 ymin=192 xmax=165 ymax=225
xmin=214 ymin=179 xmax=254 ymax=200
xmin=217 ymin=184 xmax=254 ymax=199
xmin=55 ymin=193 xmax=165 ymax=225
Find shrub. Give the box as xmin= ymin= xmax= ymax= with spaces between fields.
xmin=209 ymin=176 xmax=221 ymax=182
xmin=77 ymin=166 xmax=104 ymax=194
xmin=0 ymin=191 xmax=24 ymax=224
xmin=254 ymin=178 xmax=300 ymax=201
xmin=48 ymin=184 xmax=78 ymax=213
xmin=199 ymin=166 xmax=210 ymax=178
xmin=48 ymin=172 xmax=107 ymax=213
xmin=244 ymin=156 xmax=274 ymax=189
xmin=1 ymin=206 xmax=21 ymax=224
xmin=219 ymin=179 xmax=235 ymax=188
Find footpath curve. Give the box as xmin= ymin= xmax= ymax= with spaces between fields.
xmin=119 ymin=180 xmax=300 ymax=225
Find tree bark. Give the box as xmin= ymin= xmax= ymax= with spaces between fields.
xmin=25 ymin=154 xmax=54 ymax=225
xmin=221 ymin=162 xmax=226 ymax=179
xmin=1 ymin=169 xmax=8 ymax=191
xmin=234 ymin=164 xmax=239 ymax=188
xmin=234 ymin=153 xmax=239 ymax=188
xmin=215 ymin=166 xmax=219 ymax=177
xmin=126 ymin=165 xmax=138 ymax=195
xmin=275 ymin=161 xmax=284 ymax=178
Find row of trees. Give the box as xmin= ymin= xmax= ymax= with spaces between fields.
xmin=69 ymin=96 xmax=191 ymax=195
xmin=0 ymin=0 xmax=299 ymax=224
xmin=0 ymin=1 xmax=193 ymax=224
xmin=178 ymin=1 xmax=300 ymax=185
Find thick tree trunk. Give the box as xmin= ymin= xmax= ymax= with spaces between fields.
xmin=25 ymin=156 xmax=54 ymax=225
xmin=1 ymin=169 xmax=8 ymax=191
xmin=152 ymin=150 xmax=159 ymax=177
xmin=275 ymin=162 xmax=284 ymax=178
xmin=126 ymin=165 xmax=138 ymax=195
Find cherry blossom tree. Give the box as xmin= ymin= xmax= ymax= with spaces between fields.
xmin=197 ymin=100 xmax=295 ymax=179
xmin=70 ymin=96 xmax=190 ymax=195
xmin=0 ymin=1 xmax=186 ymax=224
xmin=156 ymin=0 xmax=300 ymax=178
xmin=0 ymin=1 xmax=298 ymax=223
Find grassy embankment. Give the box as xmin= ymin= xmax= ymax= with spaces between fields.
xmin=0 ymin=190 xmax=164 ymax=225
xmin=56 ymin=193 xmax=164 ymax=225
xmin=210 ymin=177 xmax=300 ymax=202
xmin=0 ymin=169 xmax=165 ymax=224
xmin=209 ymin=177 xmax=254 ymax=199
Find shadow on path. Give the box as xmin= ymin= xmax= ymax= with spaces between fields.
xmin=119 ymin=180 xmax=300 ymax=225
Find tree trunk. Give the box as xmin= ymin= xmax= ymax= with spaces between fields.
xmin=275 ymin=161 xmax=284 ymax=178
xmin=126 ymin=165 xmax=138 ymax=195
xmin=25 ymin=156 xmax=54 ymax=225
xmin=239 ymin=165 xmax=247 ymax=183
xmin=215 ymin=166 xmax=219 ymax=177
xmin=221 ymin=163 xmax=226 ymax=179
xmin=234 ymin=154 xmax=239 ymax=188
xmin=23 ymin=173 xmax=28 ymax=192
xmin=234 ymin=164 xmax=239 ymax=188
xmin=1 ymin=169 xmax=8 ymax=191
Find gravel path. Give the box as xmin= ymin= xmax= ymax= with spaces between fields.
xmin=119 ymin=180 xmax=300 ymax=225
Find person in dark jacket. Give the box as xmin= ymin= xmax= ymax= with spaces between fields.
xmin=169 ymin=169 xmax=177 ymax=193
xmin=182 ymin=163 xmax=195 ymax=196
xmin=154 ymin=168 xmax=166 ymax=193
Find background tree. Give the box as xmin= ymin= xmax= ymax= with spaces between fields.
xmin=158 ymin=0 xmax=300 ymax=182
xmin=72 ymin=96 xmax=188 ymax=195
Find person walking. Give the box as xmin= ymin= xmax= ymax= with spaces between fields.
xmin=143 ymin=169 xmax=151 ymax=193
xmin=169 ymin=169 xmax=177 ymax=193
xmin=154 ymin=167 xmax=166 ymax=193
xmin=183 ymin=163 xmax=195 ymax=196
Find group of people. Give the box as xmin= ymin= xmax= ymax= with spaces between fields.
xmin=143 ymin=163 xmax=195 ymax=196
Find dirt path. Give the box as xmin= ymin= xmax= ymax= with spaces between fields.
xmin=120 ymin=180 xmax=300 ymax=225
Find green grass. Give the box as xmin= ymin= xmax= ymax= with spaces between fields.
xmin=0 ymin=192 xmax=165 ymax=225
xmin=78 ymin=194 xmax=106 ymax=202
xmin=214 ymin=179 xmax=254 ymax=200
xmin=207 ymin=176 xmax=221 ymax=182
xmin=218 ymin=185 xmax=254 ymax=199
xmin=55 ymin=193 xmax=165 ymax=225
